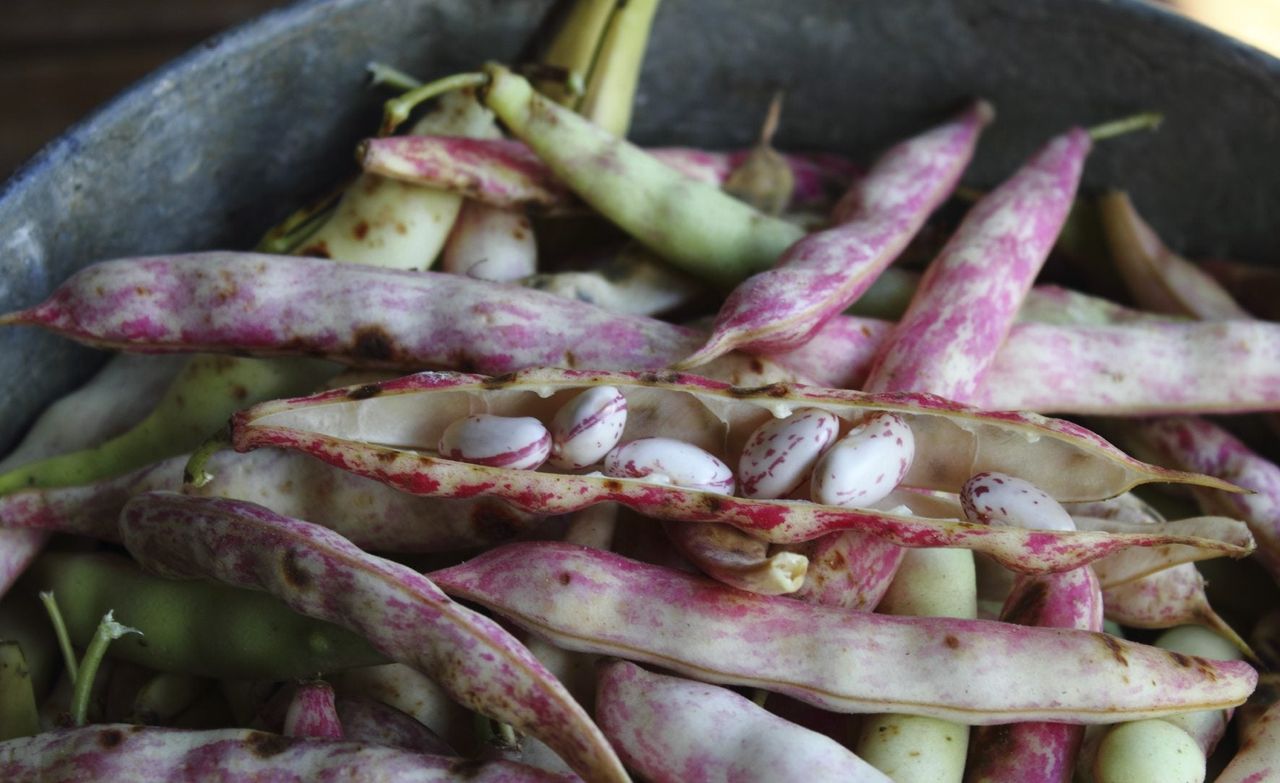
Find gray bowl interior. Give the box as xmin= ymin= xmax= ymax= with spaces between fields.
xmin=2 ymin=0 xmax=1279 ymax=451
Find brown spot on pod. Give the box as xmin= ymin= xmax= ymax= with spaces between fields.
xmin=97 ymin=729 xmax=124 ymax=748
xmin=353 ymin=220 xmax=370 ymax=240
xmin=482 ymin=373 xmax=517 ymax=390
xmin=347 ymin=384 xmax=383 ymax=400
xmin=1101 ymin=634 xmax=1129 ymax=667
xmin=944 ymin=635 xmax=961 ymax=650
xmin=280 ymin=548 xmax=312 ymax=590
xmin=247 ymin=731 xmax=293 ymax=758
xmin=298 ymin=242 xmax=331 ymax=259
xmin=472 ymin=501 xmax=533 ymax=540
xmin=1002 ymin=579 xmax=1050 ymax=625
xmin=352 ymin=326 xmax=396 ymax=362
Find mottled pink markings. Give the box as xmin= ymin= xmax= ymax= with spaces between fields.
xmin=283 ymin=681 xmax=344 ymax=740
xmin=548 ymin=386 xmax=628 ymax=470
xmin=117 ymin=492 xmax=627 ymax=783
xmin=864 ymin=128 xmax=1091 ymax=399
xmin=810 ymin=412 xmax=915 ymax=508
xmin=597 ymin=661 xmax=892 ymax=782
xmin=603 ymin=438 xmax=735 ymax=495
xmin=1215 ymin=700 xmax=1280 ymax=783
xmin=430 ymin=542 xmax=1256 ymax=723
xmin=1128 ymin=417 xmax=1280 ymax=580
xmin=363 ymin=136 xmax=857 ymax=211
xmin=737 ymin=408 xmax=839 ymax=499
xmin=0 ymin=725 xmax=575 ymax=781
xmin=438 ymin=415 xmax=551 ymax=470
xmin=679 ymin=102 xmax=990 ymax=366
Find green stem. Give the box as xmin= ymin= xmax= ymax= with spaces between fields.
xmin=577 ymin=0 xmax=663 ymax=136
xmin=70 ymin=611 xmax=141 ymax=726
xmin=535 ymin=0 xmax=618 ymax=107
xmin=38 ymin=591 xmax=77 ymax=684
xmin=380 ymin=72 xmax=489 ymax=136
xmin=366 ymin=61 xmax=424 ymax=91
xmin=184 ymin=426 xmax=232 ymax=489
xmin=1088 ymin=112 xmax=1163 ymax=141
xmin=254 ymin=179 xmax=351 ymax=254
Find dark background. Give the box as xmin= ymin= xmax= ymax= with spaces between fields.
xmin=2 ymin=0 xmax=1276 ymax=180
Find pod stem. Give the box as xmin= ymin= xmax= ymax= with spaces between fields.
xmin=380 ymin=72 xmax=489 ymax=136
xmin=38 ymin=591 xmax=77 ymax=683
xmin=535 ymin=0 xmax=618 ymax=106
xmin=254 ymin=178 xmax=351 ymax=254
xmin=366 ymin=61 xmax=424 ymax=91
xmin=183 ymin=427 xmax=231 ymax=489
xmin=70 ymin=611 xmax=141 ymax=726
xmin=1088 ymin=111 xmax=1163 ymax=141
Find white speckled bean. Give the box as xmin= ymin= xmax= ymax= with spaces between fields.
xmin=438 ymin=415 xmax=550 ymax=470
xmin=548 ymin=387 xmax=628 ymax=470
xmin=810 ymin=412 xmax=914 ymax=507
xmin=603 ymin=438 xmax=734 ymax=495
xmin=960 ymin=472 xmax=1076 ymax=531
xmin=739 ymin=408 xmax=839 ymax=499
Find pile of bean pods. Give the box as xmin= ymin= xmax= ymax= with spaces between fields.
xmin=2 ymin=3 xmax=1279 ymax=781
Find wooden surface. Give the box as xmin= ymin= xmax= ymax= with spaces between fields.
xmin=1 ymin=0 xmax=288 ymax=179
xmin=1 ymin=0 xmax=1274 ymax=182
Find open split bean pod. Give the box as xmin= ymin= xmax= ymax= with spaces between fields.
xmin=224 ymin=368 xmax=1251 ymax=575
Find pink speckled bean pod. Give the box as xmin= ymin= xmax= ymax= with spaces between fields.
xmin=362 ymin=136 xmax=856 ymax=212
xmin=117 ymin=492 xmax=628 ymax=783
xmin=1074 ymin=514 xmax=1253 ymax=589
xmin=773 ymin=314 xmax=1280 ymax=415
xmin=596 ymin=660 xmax=892 ymax=783
xmin=430 ymin=541 xmax=1256 ymax=723
xmin=1119 ymin=417 xmax=1280 ymax=581
xmin=284 ymin=681 xmax=343 ymax=740
xmin=677 ymin=101 xmax=990 ymax=367
xmin=662 ymin=521 xmax=808 ymax=595
xmin=0 ymin=725 xmax=575 ymax=782
xmin=1101 ymin=564 xmax=1246 ymax=652
xmin=787 ymin=531 xmax=905 ymax=611
xmin=1215 ymin=700 xmax=1280 ymax=783
xmin=864 ymin=126 xmax=1090 ymax=398
xmin=334 ymin=695 xmax=455 ymax=755
xmin=965 ymin=549 xmax=1104 ymax=782
xmin=1100 ymin=191 xmax=1250 ymax=321
xmin=0 ymin=252 xmax=799 ymax=388
xmin=0 ymin=449 xmax=542 ymax=552
xmin=228 ymin=368 xmax=1247 ymax=571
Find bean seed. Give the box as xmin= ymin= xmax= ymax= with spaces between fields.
xmin=438 ymin=415 xmax=550 ymax=470
xmin=548 ymin=387 xmax=627 ymax=470
xmin=810 ymin=412 xmax=914 ymax=507
xmin=960 ymin=472 xmax=1075 ymax=531
xmin=738 ymin=408 xmax=839 ymax=499
xmin=603 ymin=438 xmax=734 ymax=495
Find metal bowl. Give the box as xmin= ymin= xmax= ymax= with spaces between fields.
xmin=2 ymin=0 xmax=1279 ymax=449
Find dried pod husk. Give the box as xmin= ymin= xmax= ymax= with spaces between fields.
xmin=229 ymin=368 xmax=1248 ymax=573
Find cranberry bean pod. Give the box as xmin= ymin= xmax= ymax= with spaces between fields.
xmin=334 ymin=696 xmax=455 ymax=755
xmin=0 ymin=725 xmax=575 ymax=782
xmin=864 ymin=127 xmax=1090 ymax=398
xmin=0 ymin=449 xmax=542 ymax=553
xmin=678 ymin=101 xmax=990 ymax=366
xmin=597 ymin=661 xmax=892 ymax=783
xmin=1101 ymin=564 xmax=1248 ymax=655
xmin=330 ymin=664 xmax=472 ymax=754
xmin=361 ymin=136 xmax=856 ymax=213
xmin=477 ymin=64 xmax=804 ymax=287
xmin=1118 ymin=417 xmax=1280 ymax=581
xmin=787 ymin=531 xmax=904 ymax=611
xmin=1100 ymin=191 xmax=1250 ymax=321
xmin=16 ymin=253 xmax=1280 ymax=415
xmin=771 ymin=312 xmax=1280 ymax=415
xmin=1075 ymin=514 xmax=1254 ymax=589
xmin=283 ymin=681 xmax=343 ymax=740
xmin=430 ymin=542 xmax=1257 ymax=723
xmin=1215 ymin=700 xmax=1280 ymax=783
xmin=118 ymin=493 xmax=628 ymax=783
xmin=226 ymin=369 xmax=1246 ymax=571
xmin=1155 ymin=626 xmax=1243 ymax=757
